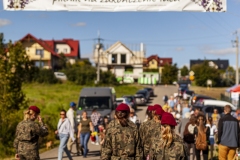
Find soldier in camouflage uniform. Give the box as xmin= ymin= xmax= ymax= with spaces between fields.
xmin=139 ymin=105 xmax=154 ymax=159
xmin=101 ymin=103 xmax=143 ymax=160
xmin=149 ymin=112 xmax=189 ymax=160
xmin=14 ymin=106 xmax=48 ymax=160
xmin=144 ymin=105 xmax=165 ymax=159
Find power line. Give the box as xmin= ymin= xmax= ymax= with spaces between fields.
xmin=207 ymin=13 xmax=233 ymax=33
xmin=226 ymin=11 xmax=240 ymax=18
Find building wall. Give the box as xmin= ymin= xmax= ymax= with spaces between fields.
xmin=114 ymin=66 xmax=125 ymax=77
xmin=148 ymin=59 xmax=158 ymax=69
xmin=23 ymin=42 xmax=51 ymax=61
xmin=56 ymin=44 xmax=71 ymax=54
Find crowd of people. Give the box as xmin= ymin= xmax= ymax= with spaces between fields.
xmin=13 ymin=95 xmax=240 ymax=160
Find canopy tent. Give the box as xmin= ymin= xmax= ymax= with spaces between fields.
xmin=226 ymin=84 xmax=238 ymax=93
xmin=230 ymin=85 xmax=240 ymax=92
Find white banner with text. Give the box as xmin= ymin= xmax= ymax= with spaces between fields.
xmin=3 ymin=0 xmax=226 ymax=12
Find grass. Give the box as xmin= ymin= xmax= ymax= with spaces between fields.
xmin=189 ymin=86 xmax=227 ymax=100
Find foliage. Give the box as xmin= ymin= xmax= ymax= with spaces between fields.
xmin=161 ymin=63 xmax=178 ymax=84
xmin=143 ymin=68 xmax=158 ymax=72
xmin=57 ymin=53 xmax=67 ymax=70
xmin=35 ymin=69 xmax=59 ymax=84
xmin=180 ymin=65 xmax=189 ymax=76
xmin=191 ymin=61 xmax=221 ymax=87
xmin=0 ymin=33 xmax=30 ymax=157
xmin=99 ymin=70 xmax=119 ymax=85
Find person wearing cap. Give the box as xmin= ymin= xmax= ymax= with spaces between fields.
xmin=101 ymin=103 xmax=143 ymax=160
xmin=149 ymin=112 xmax=189 ymax=160
xmin=66 ymin=102 xmax=78 ymax=154
xmin=14 ymin=106 xmax=48 ymax=160
xmin=144 ymin=105 xmax=164 ymax=159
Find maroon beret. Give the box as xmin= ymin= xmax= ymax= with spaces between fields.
xmin=147 ymin=105 xmax=154 ymax=111
xmin=116 ymin=103 xmax=130 ymax=112
xmin=155 ymin=107 xmax=165 ymax=116
xmin=161 ymin=112 xmax=177 ymax=126
xmin=154 ymin=104 xmax=162 ymax=109
xmin=29 ymin=106 xmax=40 ymax=114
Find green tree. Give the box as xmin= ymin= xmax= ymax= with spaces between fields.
xmin=0 ymin=33 xmax=30 ymax=157
xmin=180 ymin=65 xmax=189 ymax=76
xmin=161 ymin=63 xmax=178 ymax=84
xmin=191 ymin=60 xmax=221 ymax=87
xmin=58 ymin=53 xmax=67 ymax=69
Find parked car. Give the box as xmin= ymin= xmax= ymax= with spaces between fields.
xmin=178 ymin=83 xmax=189 ymax=96
xmin=192 ymin=99 xmax=237 ymax=117
xmin=122 ymin=95 xmax=137 ymax=110
xmin=134 ymin=94 xmax=146 ymax=106
xmin=116 ymin=97 xmax=131 ymax=107
xmin=144 ymin=87 xmax=154 ymax=97
xmin=190 ymin=94 xmax=216 ymax=106
xmin=136 ymin=90 xmax=150 ymax=102
xmin=54 ymin=72 xmax=67 ymax=81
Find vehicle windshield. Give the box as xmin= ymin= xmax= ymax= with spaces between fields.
xmin=137 ymin=91 xmax=146 ymax=96
xmin=79 ymin=97 xmax=111 ymax=110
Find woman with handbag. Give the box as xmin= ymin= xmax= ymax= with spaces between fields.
xmin=55 ymin=110 xmax=75 ymax=160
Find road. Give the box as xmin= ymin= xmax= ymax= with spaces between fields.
xmin=40 ymin=85 xmax=177 ymax=160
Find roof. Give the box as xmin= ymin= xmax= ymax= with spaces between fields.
xmin=19 ymin=34 xmax=80 ymax=58
xmin=19 ymin=34 xmax=59 ymax=57
xmin=44 ymin=39 xmax=80 ymax=58
xmin=143 ymin=55 xmax=172 ymax=67
xmin=190 ymin=59 xmax=229 ymax=70
xmin=105 ymin=41 xmax=134 ymax=55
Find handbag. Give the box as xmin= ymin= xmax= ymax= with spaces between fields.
xmin=55 ymin=120 xmax=65 ymax=140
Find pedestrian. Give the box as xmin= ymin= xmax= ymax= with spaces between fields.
xmin=129 ymin=108 xmax=140 ymax=124
xmin=66 ymin=102 xmax=77 ymax=154
xmin=179 ymin=112 xmax=191 ymax=138
xmin=14 ymin=106 xmax=49 ymax=160
xmin=206 ymin=117 xmax=217 ymax=160
xmin=168 ymin=95 xmax=175 ymax=110
xmin=211 ymin=109 xmax=221 ymax=125
xmin=162 ymin=101 xmax=170 ymax=112
xmin=77 ymin=111 xmax=93 ymax=158
xmin=183 ymin=114 xmax=196 ymax=160
xmin=101 ymin=103 xmax=143 ymax=159
xmin=145 ymin=106 xmax=165 ymax=159
xmin=149 ymin=112 xmax=189 ymax=160
xmin=194 ymin=114 xmax=210 ymax=160
xmin=182 ymin=103 xmax=190 ymax=118
xmin=217 ymin=105 xmax=240 ymax=160
xmin=90 ymin=108 xmax=101 ymax=145
xmin=163 ymin=95 xmax=168 ymax=104
xmin=56 ymin=109 xmax=75 ymax=160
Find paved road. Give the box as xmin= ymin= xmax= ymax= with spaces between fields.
xmin=40 ymin=85 xmax=177 ymax=160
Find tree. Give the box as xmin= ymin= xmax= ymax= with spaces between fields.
xmin=0 ymin=33 xmax=31 ymax=157
xmin=58 ymin=53 xmax=67 ymax=69
xmin=180 ymin=65 xmax=189 ymax=76
xmin=191 ymin=60 xmax=221 ymax=87
xmin=161 ymin=63 xmax=178 ymax=84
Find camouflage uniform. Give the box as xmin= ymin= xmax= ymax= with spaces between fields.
xmin=13 ymin=120 xmax=48 ymax=160
xmin=149 ymin=133 xmax=189 ymax=160
xmin=101 ymin=120 xmax=143 ymax=160
xmin=139 ymin=119 xmax=157 ymax=159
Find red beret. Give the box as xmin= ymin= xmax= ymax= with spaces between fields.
xmin=29 ymin=106 xmax=40 ymax=114
xmin=153 ymin=104 xmax=162 ymax=110
xmin=116 ymin=103 xmax=130 ymax=112
xmin=155 ymin=107 xmax=165 ymax=116
xmin=147 ymin=105 xmax=154 ymax=111
xmin=161 ymin=112 xmax=177 ymax=126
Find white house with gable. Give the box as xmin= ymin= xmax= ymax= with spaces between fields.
xmin=93 ymin=41 xmax=145 ymax=82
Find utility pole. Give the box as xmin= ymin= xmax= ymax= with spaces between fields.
xmin=96 ymin=31 xmax=103 ymax=84
xmin=232 ymin=31 xmax=239 ymax=85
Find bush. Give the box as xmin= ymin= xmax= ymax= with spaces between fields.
xmin=35 ymin=69 xmax=59 ymax=84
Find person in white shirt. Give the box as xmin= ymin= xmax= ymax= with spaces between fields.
xmin=206 ymin=117 xmax=218 ymax=160
xmin=55 ymin=110 xmax=75 ymax=160
xmin=129 ymin=108 xmax=140 ymax=125
xmin=66 ymin=102 xmax=77 ymax=154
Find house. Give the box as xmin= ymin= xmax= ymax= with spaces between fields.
xmin=18 ymin=34 xmax=80 ymax=69
xmin=190 ymin=59 xmax=229 ymax=70
xmin=143 ymin=55 xmax=173 ymax=74
xmin=93 ymin=41 xmax=145 ymax=81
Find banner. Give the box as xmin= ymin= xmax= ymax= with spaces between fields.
xmin=3 ymin=0 xmax=226 ymax=12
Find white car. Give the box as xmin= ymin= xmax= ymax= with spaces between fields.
xmin=54 ymin=72 xmax=67 ymax=81
xmin=116 ymin=98 xmax=131 ymax=107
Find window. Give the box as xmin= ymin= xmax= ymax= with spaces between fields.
xmin=121 ymin=54 xmax=126 ymax=64
xmin=64 ymin=48 xmax=68 ymax=53
xmin=112 ymin=54 xmax=117 ymax=63
xmin=34 ymin=61 xmax=45 ymax=67
xmin=152 ymin=61 xmax=154 ymax=64
xmin=55 ymin=48 xmax=59 ymax=53
xmin=35 ymin=49 xmax=44 ymax=57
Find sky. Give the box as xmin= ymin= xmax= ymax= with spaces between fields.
xmin=1 ymin=0 xmax=240 ymax=69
